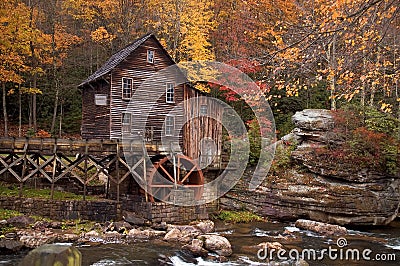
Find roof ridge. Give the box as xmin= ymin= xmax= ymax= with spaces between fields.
xmin=78 ymin=33 xmax=154 ymax=87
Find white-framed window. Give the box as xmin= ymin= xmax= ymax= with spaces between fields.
xmin=122 ymin=112 xmax=132 ymax=133
xmin=95 ymin=94 xmax=107 ymax=105
xmin=165 ymin=115 xmax=175 ymax=136
xmin=122 ymin=77 xmax=133 ymax=99
xmin=147 ymin=50 xmax=154 ymax=63
xmin=166 ymin=83 xmax=174 ymax=103
xmin=200 ymin=104 xmax=208 ymax=115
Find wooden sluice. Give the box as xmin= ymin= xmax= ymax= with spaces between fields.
xmin=0 ymin=137 xmax=163 ymax=202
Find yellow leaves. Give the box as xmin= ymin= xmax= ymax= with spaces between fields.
xmin=20 ymin=87 xmax=42 ymax=95
xmin=91 ymin=26 xmax=115 ymax=44
xmin=380 ymin=102 xmax=392 ymax=113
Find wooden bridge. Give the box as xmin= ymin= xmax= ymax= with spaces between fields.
xmin=0 ymin=137 xmax=222 ymax=204
xmin=0 ymin=137 xmax=166 ymax=202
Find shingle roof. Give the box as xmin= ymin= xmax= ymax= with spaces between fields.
xmin=78 ymin=33 xmax=153 ymax=88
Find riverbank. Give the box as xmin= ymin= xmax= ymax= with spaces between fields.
xmin=2 ymin=208 xmax=400 ymax=265
xmin=2 ymin=217 xmax=400 ymax=265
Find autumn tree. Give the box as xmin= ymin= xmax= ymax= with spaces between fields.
xmin=0 ymin=0 xmax=32 ymax=136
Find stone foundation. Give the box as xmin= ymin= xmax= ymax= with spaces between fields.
xmin=0 ymin=196 xmax=215 ymax=223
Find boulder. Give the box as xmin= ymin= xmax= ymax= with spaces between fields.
xmin=19 ymin=244 xmax=81 ymax=266
xmin=257 ymin=241 xmax=284 ymax=251
xmin=182 ymin=238 xmax=208 ymax=257
xmin=166 ymin=225 xmax=202 ymax=243
xmin=0 ymin=239 xmax=24 ymax=253
xmin=295 ymin=219 xmax=347 ymax=236
xmin=163 ymin=228 xmax=182 ymax=242
xmin=18 ymin=231 xmax=57 ymax=248
xmin=192 ymin=220 xmax=214 ymax=234
xmin=7 ymin=215 xmax=35 ymax=228
xmin=292 ymin=109 xmax=334 ymax=131
xmin=198 ymin=235 xmax=232 ymax=256
xmin=113 ymin=221 xmax=133 ymax=233
xmin=84 ymin=230 xmax=100 ymax=238
xmin=127 ymin=228 xmax=165 ymax=239
xmin=58 ymin=233 xmax=80 ymax=242
xmin=123 ymin=211 xmax=146 ymax=226
xmin=221 ymin=109 xmax=400 ymax=226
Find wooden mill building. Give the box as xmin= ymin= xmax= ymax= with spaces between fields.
xmin=78 ymin=34 xmax=224 ymax=203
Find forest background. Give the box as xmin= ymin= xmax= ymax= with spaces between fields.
xmin=0 ymin=0 xmax=399 ymax=143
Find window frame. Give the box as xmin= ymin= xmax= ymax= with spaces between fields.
xmin=122 ymin=112 xmax=132 ymax=133
xmin=165 ymin=115 xmax=175 ymax=136
xmin=94 ymin=94 xmax=107 ymax=106
xmin=200 ymin=104 xmax=208 ymax=115
xmin=166 ymin=83 xmax=175 ymax=103
xmin=122 ymin=77 xmax=133 ymax=100
xmin=147 ymin=50 xmax=154 ymax=64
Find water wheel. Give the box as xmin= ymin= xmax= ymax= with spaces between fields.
xmin=146 ymin=154 xmax=204 ymax=203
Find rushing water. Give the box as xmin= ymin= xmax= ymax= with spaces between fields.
xmin=1 ymin=219 xmax=400 ymax=266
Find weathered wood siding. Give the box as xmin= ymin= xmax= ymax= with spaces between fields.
xmin=183 ymin=88 xmax=223 ymax=166
xmin=81 ymin=79 xmax=110 ymax=139
xmin=109 ymin=37 xmax=184 ymax=146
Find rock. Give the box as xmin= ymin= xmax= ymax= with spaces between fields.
xmin=4 ymin=232 xmax=17 ymax=239
xmin=32 ymin=221 xmax=51 ymax=230
xmin=295 ymin=219 xmax=347 ymax=236
xmin=0 ymin=239 xmax=24 ymax=253
xmin=113 ymin=221 xmax=133 ymax=233
xmin=103 ymin=231 xmax=122 ymax=242
xmin=0 ymin=219 xmax=8 ymax=225
xmin=152 ymin=221 xmax=168 ymax=231
xmin=144 ymin=229 xmax=166 ymax=238
xmin=295 ymin=259 xmax=309 ymax=266
xmin=85 ymin=230 xmax=100 ymax=238
xmin=192 ymin=220 xmax=214 ymax=234
xmin=19 ymin=244 xmax=81 ymax=266
xmin=199 ymin=235 xmax=232 ymax=256
xmin=50 ymin=221 xmax=62 ymax=229
xmin=18 ymin=231 xmax=57 ymax=248
xmin=163 ymin=228 xmax=182 ymax=242
xmin=257 ymin=241 xmax=284 ymax=250
xmin=6 ymin=215 xmax=35 ymax=228
xmin=123 ymin=211 xmax=146 ymax=226
xmin=58 ymin=233 xmax=80 ymax=242
xmin=127 ymin=228 xmax=165 ymax=239
xmin=292 ymin=109 xmax=334 ymax=131
xmin=182 ymin=238 xmax=208 ymax=257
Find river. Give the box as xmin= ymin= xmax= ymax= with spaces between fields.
xmin=1 ymin=219 xmax=399 ymax=265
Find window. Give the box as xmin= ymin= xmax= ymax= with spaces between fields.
xmin=122 ymin=113 xmax=132 ymax=133
xmin=166 ymin=83 xmax=174 ymax=103
xmin=122 ymin=78 xmax=133 ymax=99
xmin=165 ymin=116 xmax=174 ymax=136
xmin=147 ymin=50 xmax=154 ymax=63
xmin=95 ymin=94 xmax=107 ymax=106
xmin=200 ymin=105 xmax=208 ymax=115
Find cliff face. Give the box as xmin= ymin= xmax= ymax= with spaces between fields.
xmin=221 ymin=109 xmax=400 ymax=226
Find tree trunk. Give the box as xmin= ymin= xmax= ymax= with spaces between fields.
xmin=59 ymin=102 xmax=63 ymax=138
xmin=32 ymin=74 xmax=37 ymax=132
xmin=19 ymin=84 xmax=22 ymax=137
xmin=326 ymin=35 xmax=337 ymax=111
xmin=50 ymin=81 xmax=59 ymax=133
xmin=2 ymin=83 xmax=8 ymax=137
